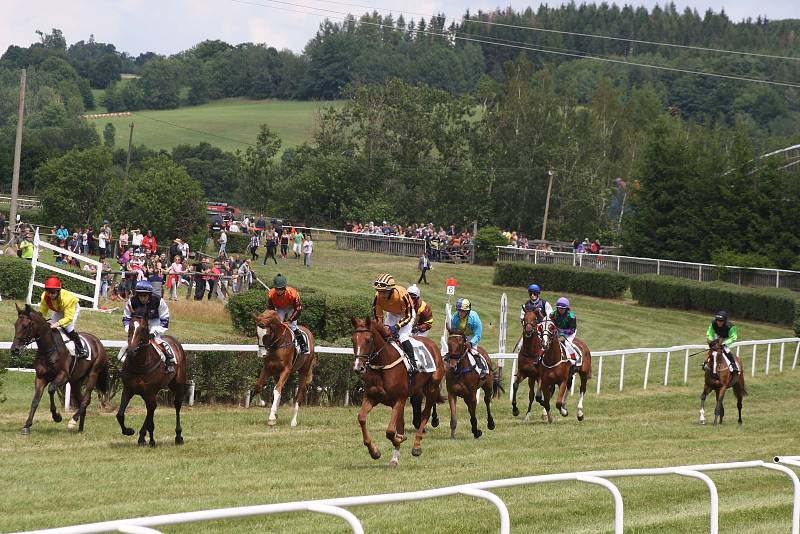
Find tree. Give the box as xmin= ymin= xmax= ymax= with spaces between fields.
xmin=103 ymin=123 xmax=115 ymax=148
xmin=238 ymin=125 xmax=281 ymax=210
xmin=172 ymin=142 xmax=241 ymax=201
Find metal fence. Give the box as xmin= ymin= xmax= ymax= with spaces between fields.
xmin=335 ymin=231 xmax=473 ymax=263
xmin=16 ymin=458 xmax=800 ymax=534
xmin=497 ymin=247 xmax=800 ymax=290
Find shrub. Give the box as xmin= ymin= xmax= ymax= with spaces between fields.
xmin=188 ymin=351 xmax=262 ymax=403
xmin=629 ymin=275 xmax=797 ymax=325
xmin=473 ymin=226 xmax=507 ymax=265
xmin=0 ymin=256 xmax=31 ymax=299
xmin=215 ymin=232 xmax=250 ymax=254
xmin=493 ymin=261 xmax=629 ymax=298
xmin=226 ymin=289 xmax=268 ymax=337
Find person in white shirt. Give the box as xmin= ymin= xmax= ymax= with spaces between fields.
xmin=302 ymin=236 xmax=313 ymax=268
xmin=218 ymin=230 xmax=228 ymax=257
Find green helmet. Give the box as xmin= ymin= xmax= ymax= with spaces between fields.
xmin=272 ymin=274 xmax=287 ymax=289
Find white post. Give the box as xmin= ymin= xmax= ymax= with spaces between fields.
xmin=698 ymin=265 xmax=702 ymax=281
xmin=619 ymin=354 xmax=625 ymax=391
xmin=643 ymin=352 xmax=651 ymax=389
xmin=780 ymin=343 xmax=785 ymax=372
xmin=188 ymin=381 xmax=195 ymax=406
xmin=26 ymin=228 xmax=42 ymax=305
xmin=656 ymin=260 xmax=661 ymax=275
xmin=664 ymin=351 xmax=670 ymax=386
xmin=244 ymin=391 xmax=251 ymax=409
xmin=793 ymin=341 xmax=800 ymax=370
xmin=498 ymin=293 xmax=507 ymax=371
xmin=617 ymin=256 xmax=621 ymax=272
xmin=64 ymin=382 xmax=71 ymax=411
xmin=596 ymin=357 xmax=603 ymax=394
xmin=683 ymin=348 xmax=689 ymax=384
xmin=776 ymin=270 xmax=780 ymax=288
xmin=765 ymin=344 xmax=771 ymax=375
xmin=751 ymin=345 xmax=757 ymax=377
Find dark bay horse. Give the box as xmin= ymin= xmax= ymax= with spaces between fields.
xmin=253 ymin=309 xmax=316 ymax=427
xmin=511 ymin=310 xmax=545 ymax=421
xmin=537 ymin=319 xmax=593 ymax=423
xmin=700 ymin=339 xmax=747 ymax=425
xmin=11 ymin=304 xmax=109 ymax=434
xmin=444 ymin=329 xmax=495 ymax=439
xmin=351 ymin=317 xmax=444 ymax=468
xmin=116 ymin=315 xmax=187 ymax=446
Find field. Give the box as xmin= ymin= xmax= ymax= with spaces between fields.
xmin=1 ymin=242 xmax=799 ymax=532
xmin=85 ymin=98 xmax=335 ymax=153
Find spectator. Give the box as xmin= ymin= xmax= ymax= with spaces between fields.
xmin=167 ymin=255 xmax=183 ymax=301
xmin=218 ymin=229 xmax=228 ymax=258
xmin=169 ymin=239 xmax=181 ymax=263
xmin=98 ymin=226 xmax=108 ymax=257
xmin=280 ymin=230 xmax=289 ymax=259
xmin=131 ymin=229 xmax=143 ymax=249
xmin=87 ymin=226 xmax=95 ymax=255
xmin=179 ymin=239 xmax=190 ymax=262
xmin=19 ymin=232 xmax=34 ymax=260
xmin=263 ymin=227 xmax=278 ymax=265
xmin=194 ymin=257 xmax=210 ymax=300
xmin=302 ymin=234 xmax=313 ymax=268
xmin=142 ymin=229 xmax=157 ymax=254
xmin=237 ymin=259 xmax=253 ymax=291
xmin=418 ymin=253 xmax=431 ymax=284
xmin=81 ymin=228 xmax=89 ymax=255
xmin=55 ymin=224 xmax=68 ymax=246
xmin=291 ymin=228 xmax=303 ymax=258
xmin=147 ymin=267 xmax=164 ymax=298
xmin=208 ymin=261 xmax=222 ymax=300
xmin=249 ymin=233 xmax=260 ymax=261
xmin=118 ymin=228 xmax=129 ymax=254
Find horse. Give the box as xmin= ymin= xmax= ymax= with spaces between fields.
xmin=116 ymin=314 xmax=187 ymax=446
xmin=511 ymin=310 xmax=545 ymax=421
xmin=443 ymin=328 xmax=495 ymax=439
xmin=351 ymin=317 xmax=444 ymax=468
xmin=537 ymin=319 xmax=593 ymax=423
xmin=700 ymin=339 xmax=747 ymax=425
xmin=252 ymin=309 xmax=316 ymax=427
xmin=11 ymin=303 xmax=109 ymax=434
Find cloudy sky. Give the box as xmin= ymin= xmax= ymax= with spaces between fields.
xmin=2 ymin=0 xmax=796 ymax=55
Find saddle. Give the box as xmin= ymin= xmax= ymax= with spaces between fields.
xmin=55 ymin=330 xmax=92 ymax=361
xmin=149 ymin=339 xmax=175 ymax=364
xmin=390 ymin=339 xmax=436 ymax=373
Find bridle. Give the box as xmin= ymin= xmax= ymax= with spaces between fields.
xmin=352 ymin=327 xmax=397 ymax=370
xmin=128 ymin=318 xmax=152 ymax=354
xmin=538 ymin=318 xmax=568 ymax=368
xmin=257 ymin=320 xmax=294 ymax=352
xmin=12 ymin=313 xmax=58 ymax=363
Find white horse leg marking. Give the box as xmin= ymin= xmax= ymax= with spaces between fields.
xmin=577 ymin=392 xmax=585 ymax=418
xmin=699 ymin=407 xmax=706 ymax=425
xmin=290 ymin=402 xmax=300 ymax=427
xmin=390 ymin=446 xmax=401 ymax=468
xmin=268 ymin=388 xmax=281 ymax=424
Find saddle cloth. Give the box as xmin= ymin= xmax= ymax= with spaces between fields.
xmin=149 ymin=339 xmax=175 ymax=363
xmin=58 ymin=331 xmax=92 ymax=361
xmin=256 ymin=327 xmax=311 ymax=358
xmin=391 ymin=338 xmax=437 ymax=373
xmin=560 ymin=340 xmax=582 ymax=363
xmin=466 ymin=347 xmax=489 ymax=372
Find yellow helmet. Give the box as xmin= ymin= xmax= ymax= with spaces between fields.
xmin=374 ymin=273 xmax=396 ymax=290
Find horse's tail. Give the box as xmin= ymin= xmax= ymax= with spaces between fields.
xmin=96 ymin=364 xmax=110 ymax=395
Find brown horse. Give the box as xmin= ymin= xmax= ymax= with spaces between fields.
xmin=11 ymin=304 xmax=109 ymax=434
xmin=116 ymin=315 xmax=187 ymax=446
xmin=351 ymin=317 xmax=444 ymax=468
xmin=537 ymin=319 xmax=593 ymax=423
xmin=511 ymin=310 xmax=545 ymax=421
xmin=252 ymin=309 xmax=316 ymax=427
xmin=444 ymin=329 xmax=495 ymax=439
xmin=700 ymin=339 xmax=747 ymax=425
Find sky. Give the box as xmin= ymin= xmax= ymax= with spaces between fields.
xmin=2 ymin=0 xmax=797 ymax=55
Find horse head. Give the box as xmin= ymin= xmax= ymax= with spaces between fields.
xmin=11 ymin=303 xmax=46 ymax=356
xmin=445 ymin=329 xmax=468 ymax=374
xmin=521 ymin=309 xmax=538 ymax=339
xmin=539 ymin=319 xmax=558 ymax=355
xmin=126 ymin=313 xmax=151 ymax=360
xmin=351 ymin=317 xmax=382 ymax=374
xmin=254 ymin=309 xmax=283 ymax=347
xmin=705 ymin=338 xmax=724 ymax=370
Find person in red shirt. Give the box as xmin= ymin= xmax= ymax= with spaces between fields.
xmin=267 ymin=273 xmax=307 ymax=353
xmin=142 ymin=230 xmax=158 ymax=254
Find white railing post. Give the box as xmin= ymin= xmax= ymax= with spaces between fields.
xmin=643 ymin=352 xmax=651 ymax=389
xmin=596 ymin=357 xmax=603 ymax=394
xmin=766 ymin=344 xmax=772 ymax=375
xmin=675 ymin=470 xmax=719 ymax=534
xmin=619 ymin=354 xmax=625 ymax=391
xmin=780 ymin=343 xmax=785 ymax=372
xmin=458 ymin=488 xmax=511 ymax=534
xmin=752 ymin=345 xmax=757 ymax=377
xmin=765 ymin=461 xmax=800 ymax=534
xmin=575 ymin=476 xmax=624 ymax=534
xmin=683 ymin=348 xmax=689 ymax=384
xmin=664 ymin=351 xmax=670 ymax=386
xmin=698 ymin=265 xmax=702 ymax=281
xmin=793 ymin=341 xmax=800 ymax=370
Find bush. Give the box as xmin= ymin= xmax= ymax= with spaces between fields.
xmin=473 ymin=226 xmax=507 ymax=265
xmin=0 ymin=256 xmax=31 ymax=299
xmin=226 ymin=289 xmax=268 ymax=337
xmin=215 ymin=232 xmax=250 ymax=254
xmin=629 ymin=275 xmax=797 ymax=325
xmin=188 ymin=351 xmax=262 ymax=404
xmin=493 ymin=261 xmax=630 ymax=298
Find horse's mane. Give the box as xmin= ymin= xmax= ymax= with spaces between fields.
xmin=448 ymin=328 xmax=466 ymax=337
xmin=19 ymin=304 xmax=46 ymax=323
xmin=255 ymin=309 xmax=282 ymax=328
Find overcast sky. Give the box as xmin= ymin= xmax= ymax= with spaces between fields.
xmin=2 ymin=0 xmax=796 ymax=55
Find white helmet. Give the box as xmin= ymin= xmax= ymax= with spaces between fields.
xmin=407 ymin=284 xmax=420 ymax=297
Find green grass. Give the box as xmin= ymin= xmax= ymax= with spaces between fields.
xmin=85 ymin=98 xmax=337 ymax=152
xmin=2 ymin=241 xmax=798 ymax=532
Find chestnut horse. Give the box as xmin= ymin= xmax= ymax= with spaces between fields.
xmin=537 ymin=319 xmax=592 ymax=423
xmin=11 ymin=304 xmax=109 ymax=434
xmin=253 ymin=310 xmax=316 ymax=427
xmin=116 ymin=315 xmax=187 ymax=446
xmin=700 ymin=339 xmax=747 ymax=425
xmin=351 ymin=317 xmax=444 ymax=468
xmin=511 ymin=310 xmax=544 ymax=421
xmin=444 ymin=329 xmax=495 ymax=439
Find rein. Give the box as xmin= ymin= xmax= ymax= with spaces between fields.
xmin=258 ymin=321 xmax=294 ymax=352
xmin=353 ymin=327 xmax=400 ymax=371
xmin=123 ymin=320 xmax=163 ymax=375
xmin=538 ymin=319 xmax=568 ymax=369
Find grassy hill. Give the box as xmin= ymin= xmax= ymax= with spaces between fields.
xmin=85 ymin=98 xmax=334 ymax=152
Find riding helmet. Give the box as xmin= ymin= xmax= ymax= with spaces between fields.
xmin=273 ymin=273 xmax=287 ymax=289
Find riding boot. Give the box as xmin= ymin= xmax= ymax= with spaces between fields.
xmin=401 ymin=340 xmax=419 ymax=375
xmin=66 ymin=329 xmax=87 ymax=359
xmin=726 ymin=351 xmax=739 ymax=374
xmin=294 ymin=329 xmax=308 ymax=354
xmin=161 ymin=342 xmax=175 ymax=373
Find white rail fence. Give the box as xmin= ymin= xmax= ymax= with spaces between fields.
xmin=16 ymin=458 xmax=800 ymax=534
xmin=497 ymin=246 xmax=800 ymax=290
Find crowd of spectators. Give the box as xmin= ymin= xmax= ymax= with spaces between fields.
xmin=344 ymin=221 xmax=473 ymax=262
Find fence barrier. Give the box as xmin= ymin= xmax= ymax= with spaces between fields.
xmin=497 ymin=246 xmax=800 ymax=290
xmin=16 ymin=458 xmax=800 ymax=534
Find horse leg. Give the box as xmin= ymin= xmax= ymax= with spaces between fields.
xmin=116 ymin=387 xmax=136 ymax=436
xmin=525 ymin=378 xmax=536 ymax=421
xmin=387 ymin=398 xmax=406 ymax=467
xmin=431 ymin=402 xmax=439 ymax=428
xmin=466 ymin=389 xmax=482 ymax=439
xmin=483 ymin=380 xmax=495 ymax=431
xmin=172 ymin=383 xmax=185 ymax=445
xmin=290 ymin=363 xmax=312 ymax=428
xmin=556 ymin=378 xmax=569 ymax=417
xmin=541 ymin=379 xmax=554 ymax=423
xmin=140 ymin=394 xmax=157 ymax=447
xmin=268 ymin=366 xmax=291 ymax=426
xmin=22 ymin=377 xmax=48 ymax=434
xmin=71 ymin=366 xmax=100 ymax=431
xmin=411 ymin=394 xmax=422 ymax=430
xmin=47 ymin=369 xmax=69 ymax=423
xmin=448 ymin=392 xmax=458 ymax=439
xmin=577 ymin=372 xmax=587 ymax=422
xmin=391 ymin=406 xmax=405 ymax=469
xmin=357 ymin=397 xmax=381 ymax=460
xmin=511 ymin=373 xmax=523 ymax=417
xmin=699 ymin=385 xmax=709 ymax=425
xmin=735 ymin=382 xmax=743 ymax=424
xmin=411 ymin=385 xmax=436 ymax=457
xmin=713 ymin=386 xmax=728 ymax=426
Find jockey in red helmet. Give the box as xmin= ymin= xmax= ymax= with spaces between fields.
xmin=39 ymin=276 xmax=88 ymax=360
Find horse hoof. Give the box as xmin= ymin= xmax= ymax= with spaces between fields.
xmin=473 ymin=430 xmax=483 ymax=439
xmin=175 ymin=436 xmax=184 ymax=445
xmin=512 ymin=406 xmax=520 ymax=417
xmin=267 ymin=418 xmax=277 ymax=426
xmin=431 ymin=418 xmax=439 ymax=428
xmin=488 ymin=420 xmax=495 ymax=431
xmin=699 ymin=419 xmax=706 ymax=425
xmin=21 ymin=427 xmax=30 ymax=435
xmin=389 ymin=460 xmax=399 ymax=469
xmin=577 ymin=413 xmax=584 ymax=422
xmin=67 ymin=419 xmax=77 ymax=430
xmin=525 ymin=413 xmax=531 ymax=422
xmin=370 ymin=449 xmax=381 ymax=460
xmin=411 ymin=447 xmax=422 ymax=457
xmin=560 ymin=409 xmax=568 ymax=417
xmin=149 ymin=441 xmax=156 ymax=448
xmin=138 ymin=440 xmax=147 ymax=447
xmin=290 ymin=419 xmax=298 ymax=428
xmin=123 ymin=428 xmax=135 ymax=436
xmin=52 ymin=413 xmax=62 ymax=423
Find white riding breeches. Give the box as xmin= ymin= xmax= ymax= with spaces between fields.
xmin=384 ymin=311 xmax=415 ymax=344
xmin=49 ymin=306 xmax=80 ymax=333
xmin=276 ymin=306 xmax=298 ymax=331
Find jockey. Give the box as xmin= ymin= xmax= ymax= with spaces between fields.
xmin=267 ymin=274 xmax=308 ymax=354
xmin=707 ymin=310 xmax=739 ymax=374
xmin=407 ymin=284 xmax=433 ymax=336
xmin=122 ymin=280 xmax=173 ymax=371
xmin=549 ymin=297 xmax=579 ymax=370
xmin=373 ymin=273 xmax=418 ymax=374
xmin=519 ymin=283 xmax=553 ymax=324
xmin=449 ymin=298 xmax=487 ymax=377
xmin=38 ymin=276 xmax=88 ymax=361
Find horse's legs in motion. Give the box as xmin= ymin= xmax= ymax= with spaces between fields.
xmin=116 ymin=388 xmax=136 ymax=436
xmin=483 ymin=380 xmax=495 ymax=431
xmin=357 ymin=397 xmax=380 ymax=460
xmin=411 ymin=384 xmax=436 ymax=457
xmin=541 ymin=377 xmax=554 ymax=423
xmin=555 ymin=378 xmax=569 ymax=418
xmin=465 ymin=388 xmax=482 ymax=439
xmin=410 ymin=394 xmax=422 ymax=430
xmin=139 ymin=394 xmax=157 ymax=447
xmin=268 ymin=366 xmax=292 ymax=426
xmin=699 ymin=385 xmax=709 ymax=425
xmin=431 ymin=402 xmax=439 ymax=428
xmin=386 ymin=398 xmax=406 ymax=448
xmin=390 ymin=404 xmax=405 ymax=469
xmin=290 ymin=361 xmax=312 ymax=427
xmin=713 ymin=386 xmax=729 ymax=426
xmin=47 ymin=368 xmax=69 ymax=423
xmin=171 ymin=383 xmax=185 ymax=445
xmin=525 ymin=377 xmax=536 ymax=421
xmin=511 ymin=373 xmax=523 ymax=417
xmin=448 ymin=392 xmax=458 ymax=439
xmin=576 ymin=372 xmax=587 ymax=422
xmin=734 ymin=382 xmax=743 ymax=424
xmin=71 ymin=365 xmax=101 ymax=431
xmin=22 ymin=377 xmax=48 ymax=434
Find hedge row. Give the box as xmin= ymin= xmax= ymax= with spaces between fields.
xmin=630 ymin=275 xmax=798 ymax=326
xmin=493 ymin=261 xmax=629 ymax=298
xmin=214 ymin=232 xmax=251 ymax=255
xmin=0 ymin=256 xmax=31 ymax=299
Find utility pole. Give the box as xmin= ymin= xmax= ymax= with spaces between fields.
xmin=124 ymin=122 xmax=134 ymax=180
xmin=9 ymin=69 xmax=26 ymax=242
xmin=540 ymin=169 xmax=554 ymax=241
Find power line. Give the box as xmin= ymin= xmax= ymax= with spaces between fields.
xmin=132 ymin=112 xmax=257 ymax=147
xmin=231 ymin=0 xmax=800 ymax=88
